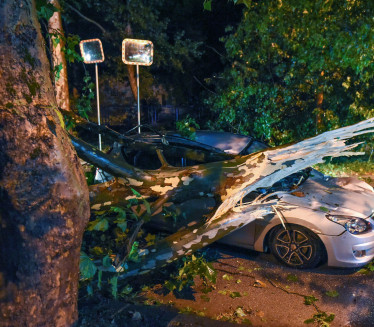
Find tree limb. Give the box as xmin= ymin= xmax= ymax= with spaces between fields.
xmin=64 ymin=2 xmax=107 ymax=34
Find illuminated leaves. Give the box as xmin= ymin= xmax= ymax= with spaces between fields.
xmin=304 ymin=295 xmax=319 ymax=306
xmin=79 ymin=251 xmax=97 ymax=280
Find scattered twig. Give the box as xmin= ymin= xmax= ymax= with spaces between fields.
xmin=265 ymin=276 xmax=320 ymax=312
xmin=110 ymin=304 xmax=130 ymax=319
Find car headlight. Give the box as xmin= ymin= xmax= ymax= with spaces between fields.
xmin=325 ymin=214 xmax=372 ymax=234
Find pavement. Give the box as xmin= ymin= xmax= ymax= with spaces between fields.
xmin=139 ymin=245 xmax=374 ymax=326
xmin=78 ymin=245 xmax=374 ymax=327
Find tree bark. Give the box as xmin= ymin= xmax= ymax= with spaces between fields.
xmin=48 ymin=0 xmax=70 ymax=111
xmin=125 ymin=23 xmax=138 ymax=102
xmin=0 ymin=1 xmax=90 ymax=326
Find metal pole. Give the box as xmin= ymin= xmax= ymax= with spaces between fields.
xmin=95 ymin=63 xmax=102 ymax=151
xmin=137 ymin=64 xmax=141 ymax=134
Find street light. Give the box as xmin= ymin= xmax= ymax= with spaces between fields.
xmin=79 ymin=38 xmax=105 ymax=150
xmin=122 ymin=38 xmax=153 ymax=133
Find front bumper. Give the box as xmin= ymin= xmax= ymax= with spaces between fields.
xmin=320 ymin=224 xmax=374 ymax=268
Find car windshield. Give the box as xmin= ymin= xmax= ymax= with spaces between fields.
xmin=194 ymin=131 xmax=253 ymax=154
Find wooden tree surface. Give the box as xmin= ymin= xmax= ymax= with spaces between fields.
xmin=48 ymin=0 xmax=70 ymax=111
xmin=0 ymin=1 xmax=90 ymax=326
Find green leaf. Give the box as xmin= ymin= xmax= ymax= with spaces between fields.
xmin=325 ymin=314 xmax=335 ymax=323
xmin=319 ymin=206 xmax=329 ymax=213
xmin=234 ymin=0 xmax=251 ymax=8
xmin=36 ymin=0 xmax=58 ymax=20
xmin=131 ymin=188 xmax=142 ymax=198
xmin=304 ymin=295 xmax=319 ymax=305
xmin=230 ymin=291 xmax=242 ymax=298
xmin=128 ymin=241 xmax=140 ymax=262
xmin=52 ymin=37 xmax=60 ymax=48
xmin=164 ymin=280 xmax=177 ymax=291
xmin=87 ymin=218 xmax=109 ymax=232
xmin=144 ymin=200 xmax=151 ymax=214
xmin=109 ymin=275 xmax=118 ymax=299
xmin=203 ymin=0 xmax=212 ymax=11
xmin=287 ymin=274 xmax=298 ymax=282
xmin=120 ymin=284 xmax=133 ymax=295
xmin=111 ymin=206 xmax=127 ymax=219
xmin=114 ymin=218 xmax=127 ymax=232
xmin=79 ymin=252 xmax=97 ymax=279
xmin=53 ymin=63 xmax=63 ymax=81
xmin=102 ymin=255 xmax=112 ymax=268
xmin=222 ymin=273 xmax=233 ymax=281
xmin=97 ymin=270 xmax=102 ymax=290
xmin=235 ymin=307 xmax=247 ymax=317
xmin=86 ymin=284 xmax=94 ymax=296
xmin=325 ymin=290 xmax=339 ymax=298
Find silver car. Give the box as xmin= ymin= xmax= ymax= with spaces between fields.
xmin=127 ymin=130 xmax=374 ymax=269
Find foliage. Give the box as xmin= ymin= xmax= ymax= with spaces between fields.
xmin=358 ymin=260 xmax=374 ymax=275
xmin=176 ymin=115 xmax=200 ymax=140
xmin=49 ymin=30 xmax=82 ymax=64
xmin=325 ymin=290 xmax=339 ymax=298
xmin=79 ymin=187 xmax=217 ymax=298
xmin=36 ymin=0 xmax=58 ymax=21
xmin=164 ymin=254 xmax=216 ymax=292
xmin=314 ymin=159 xmax=374 ymax=177
xmin=304 ymin=295 xmax=319 ymax=306
xmin=206 ymin=1 xmax=374 ymax=145
xmin=304 ymin=312 xmax=335 ymax=326
xmin=74 ymin=73 xmax=94 ymax=120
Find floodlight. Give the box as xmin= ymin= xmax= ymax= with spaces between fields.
xmin=122 ymin=39 xmax=153 ymax=66
xmin=79 ymin=39 xmax=105 ymax=64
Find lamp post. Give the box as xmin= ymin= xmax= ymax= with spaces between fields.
xmin=122 ymin=38 xmax=153 ymax=133
xmin=79 ymin=38 xmax=105 ymax=149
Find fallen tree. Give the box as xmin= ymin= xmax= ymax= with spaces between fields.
xmin=71 ymin=116 xmax=374 ymax=277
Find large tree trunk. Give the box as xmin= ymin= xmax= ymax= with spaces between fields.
xmin=125 ymin=23 xmax=138 ymax=102
xmin=48 ymin=0 xmax=70 ymax=111
xmin=0 ymin=1 xmax=90 ymax=326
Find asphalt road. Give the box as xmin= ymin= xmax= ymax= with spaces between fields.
xmin=140 ymin=244 xmax=374 ymax=326
xmin=79 ymin=244 xmax=374 ymax=327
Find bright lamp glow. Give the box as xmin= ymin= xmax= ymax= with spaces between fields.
xmin=79 ymin=39 xmax=105 ymax=64
xmin=122 ymin=39 xmax=153 ymax=66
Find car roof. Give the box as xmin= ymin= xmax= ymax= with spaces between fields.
xmin=194 ymin=131 xmax=253 ymax=154
xmin=127 ymin=129 xmax=266 ymax=156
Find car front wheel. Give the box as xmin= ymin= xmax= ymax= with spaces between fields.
xmin=269 ymin=225 xmax=325 ymax=269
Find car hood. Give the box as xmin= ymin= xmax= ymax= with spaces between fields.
xmin=278 ymin=170 xmax=374 ymax=218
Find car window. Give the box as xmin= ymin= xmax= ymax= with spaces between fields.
xmin=121 ymin=148 xmax=162 ymax=170
xmin=244 ymin=140 xmax=268 ymax=155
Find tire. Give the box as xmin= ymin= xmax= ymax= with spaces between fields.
xmin=269 ymin=225 xmax=324 ymax=269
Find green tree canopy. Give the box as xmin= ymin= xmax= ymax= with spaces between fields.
xmin=206 ymin=0 xmax=374 ymax=145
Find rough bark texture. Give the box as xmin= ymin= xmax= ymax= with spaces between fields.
xmin=48 ymin=0 xmax=70 ymax=111
xmin=0 ymin=1 xmax=90 ymax=326
xmin=125 ymin=24 xmax=138 ymax=102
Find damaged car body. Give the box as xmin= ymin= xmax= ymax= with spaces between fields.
xmin=71 ymin=119 xmax=374 ymax=270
